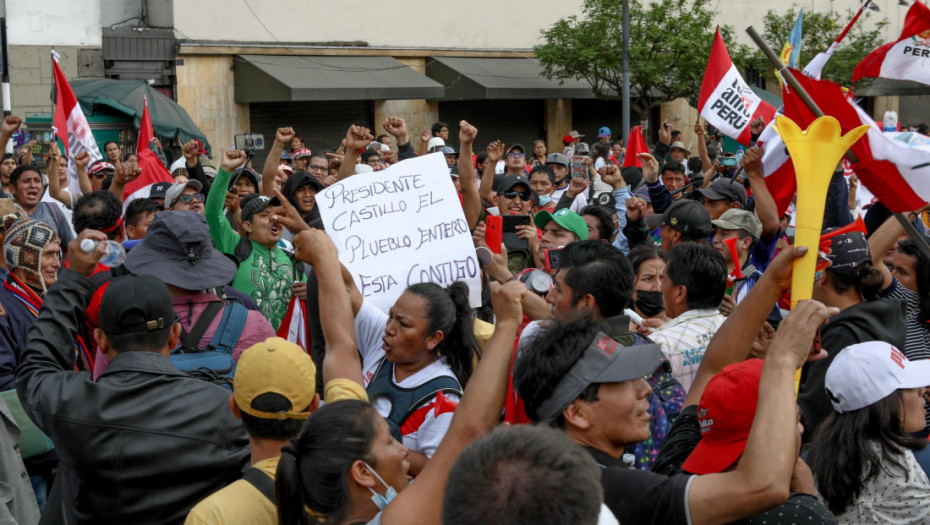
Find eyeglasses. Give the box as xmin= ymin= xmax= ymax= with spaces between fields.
xmin=308 ymin=164 xmax=328 ymax=172
xmin=507 ymin=152 xmax=525 ymax=159
xmin=91 ymin=172 xmax=108 ymax=179
xmin=177 ymin=193 xmax=205 ymax=204
xmin=499 ymin=190 xmax=531 ymax=201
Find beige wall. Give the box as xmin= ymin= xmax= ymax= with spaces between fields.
xmin=174 ymin=0 xmax=583 ymax=51
xmin=660 ymin=98 xmax=701 ymax=152
xmin=8 ymin=46 xmax=80 ymax=118
xmin=175 ymin=55 xmax=250 ymax=157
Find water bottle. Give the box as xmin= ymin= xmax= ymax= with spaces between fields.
xmin=80 ymin=239 xmax=126 ymax=267
xmin=735 ymin=145 xmax=745 ymax=168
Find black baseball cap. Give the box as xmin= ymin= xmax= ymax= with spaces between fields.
xmin=149 ymin=182 xmax=172 ymax=200
xmin=645 ymin=199 xmax=712 ymax=238
xmin=240 ymin=193 xmax=281 ymax=223
xmin=695 ymin=178 xmax=747 ymax=208
xmin=497 ymin=175 xmax=531 ymax=194
xmin=99 ymin=275 xmax=176 ymax=335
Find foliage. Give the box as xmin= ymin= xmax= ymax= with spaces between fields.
xmin=535 ymin=0 xmax=752 ymax=111
xmin=756 ymin=7 xmax=887 ymax=86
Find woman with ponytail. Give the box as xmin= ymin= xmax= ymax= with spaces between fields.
xmin=277 ymin=228 xmax=527 ymax=525
xmin=345 ymin=270 xmax=479 ymax=475
xmin=798 ymin=228 xmax=908 ymax=442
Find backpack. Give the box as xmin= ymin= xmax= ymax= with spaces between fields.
xmin=365 ymin=358 xmax=462 ymax=441
xmin=169 ymin=300 xmax=248 ymax=390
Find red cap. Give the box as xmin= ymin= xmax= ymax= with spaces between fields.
xmin=682 ymin=359 xmax=763 ymax=474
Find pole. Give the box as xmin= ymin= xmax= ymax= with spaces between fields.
xmin=1 ymin=18 xmax=10 ymax=154
xmin=621 ymin=0 xmax=631 ymax=146
xmin=746 ymin=25 xmax=930 ymax=261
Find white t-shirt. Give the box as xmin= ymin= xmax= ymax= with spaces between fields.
xmin=355 ymin=300 xmax=460 ymax=458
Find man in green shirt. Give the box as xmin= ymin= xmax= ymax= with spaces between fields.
xmin=205 ymin=150 xmax=300 ymax=329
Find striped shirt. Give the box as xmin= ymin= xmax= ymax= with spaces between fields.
xmin=883 ymin=278 xmax=930 ymax=361
xmin=650 ymin=308 xmax=726 ymax=392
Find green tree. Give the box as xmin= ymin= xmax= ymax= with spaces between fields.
xmin=534 ymin=0 xmax=752 ymax=115
xmin=757 ymin=7 xmax=887 ymax=86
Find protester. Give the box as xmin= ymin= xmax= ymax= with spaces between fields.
xmin=185 ymin=337 xmax=320 ymax=525
xmin=798 ymin=229 xmax=906 ymax=441
xmin=8 ymin=164 xmax=74 ymax=250
xmin=123 ymin=197 xmax=163 ymax=240
xmin=628 ymin=245 xmax=670 ymax=325
xmin=165 ymin=180 xmax=205 ymax=213
xmin=0 ymin=217 xmax=61 ymax=390
xmin=807 ymin=341 xmax=930 ymax=523
xmin=650 ymin=242 xmax=727 ymax=391
xmin=124 ymin=210 xmax=276 ymax=360
xmin=16 ymin=230 xmax=249 ymax=524
xmin=206 ymin=149 xmax=299 ymax=329
xmin=442 ymin=425 xmax=605 ymax=525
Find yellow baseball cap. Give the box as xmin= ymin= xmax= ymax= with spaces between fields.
xmin=233 ymin=337 xmax=317 ymax=420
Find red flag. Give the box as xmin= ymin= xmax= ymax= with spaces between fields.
xmin=276 ymin=295 xmax=309 ymax=353
xmin=853 ymin=2 xmax=930 ymax=86
xmin=124 ymin=97 xmax=173 ymax=202
xmin=783 ymin=70 xmax=930 ymax=212
xmin=622 ymin=126 xmax=648 ymax=168
xmin=756 ymin=118 xmax=797 ymax=217
xmin=52 ymin=51 xmax=102 ymax=195
xmin=698 ymin=29 xmax=777 ymax=145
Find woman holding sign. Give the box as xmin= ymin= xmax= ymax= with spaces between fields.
xmin=342 ymin=268 xmax=479 ymax=476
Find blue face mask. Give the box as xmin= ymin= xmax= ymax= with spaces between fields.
xmin=363 ymin=462 xmax=398 ymax=510
xmin=538 ymin=194 xmax=552 ymax=206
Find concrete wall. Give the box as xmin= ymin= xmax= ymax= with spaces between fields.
xmin=7 ymin=0 xmax=101 ymax=46
xmin=660 ymin=98 xmax=700 ymax=152
xmin=175 ymin=55 xmax=249 ymax=157
xmin=174 ymin=0 xmax=582 ymax=50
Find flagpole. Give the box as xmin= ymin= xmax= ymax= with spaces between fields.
xmin=746 ymin=25 xmax=930 ymax=261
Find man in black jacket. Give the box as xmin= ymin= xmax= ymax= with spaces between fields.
xmin=16 ymin=230 xmax=249 ymax=525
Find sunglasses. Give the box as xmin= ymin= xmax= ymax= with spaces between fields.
xmin=177 ymin=193 xmax=205 ymax=204
xmin=507 ymin=152 xmax=525 ymax=159
xmin=498 ymin=190 xmax=531 ymax=201
xmin=90 ymin=172 xmax=108 ymax=179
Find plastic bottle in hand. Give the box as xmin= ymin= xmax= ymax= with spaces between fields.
xmin=80 ymin=239 xmax=126 ymax=267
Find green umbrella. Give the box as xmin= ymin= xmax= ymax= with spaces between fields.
xmin=69 ymin=78 xmax=212 ymax=155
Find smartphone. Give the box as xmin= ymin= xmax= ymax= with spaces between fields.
xmin=571 ymin=156 xmax=587 ymax=179
xmin=501 ymin=215 xmax=531 ymax=253
xmin=485 ymin=215 xmax=503 ymax=254
xmin=234 ymin=133 xmax=265 ymax=151
xmin=720 ymin=156 xmax=738 ymax=167
xmin=544 ymin=248 xmax=562 ymax=273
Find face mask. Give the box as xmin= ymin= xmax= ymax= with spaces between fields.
xmin=538 ymin=194 xmax=552 ymax=206
xmin=633 ymin=290 xmax=665 ymax=317
xmin=363 ymin=462 xmax=397 ymax=510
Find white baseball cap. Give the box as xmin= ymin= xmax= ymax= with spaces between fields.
xmin=825 ymin=341 xmax=930 ymax=413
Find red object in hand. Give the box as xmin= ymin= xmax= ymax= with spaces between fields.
xmin=486 ymin=215 xmax=503 ymax=255
xmin=722 ymin=236 xmax=743 ymax=279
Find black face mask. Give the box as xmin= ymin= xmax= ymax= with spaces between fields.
xmin=633 ymin=290 xmax=665 ymax=317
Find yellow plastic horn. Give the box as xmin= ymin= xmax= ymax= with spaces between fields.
xmin=776 ymin=116 xmax=869 ymax=308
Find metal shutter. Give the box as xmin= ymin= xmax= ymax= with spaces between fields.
xmin=248 ymin=101 xmax=373 ymax=167
xmin=438 ymin=100 xmax=545 ymax=151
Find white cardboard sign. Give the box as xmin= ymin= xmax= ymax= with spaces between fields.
xmin=317 ymin=153 xmax=481 ymax=312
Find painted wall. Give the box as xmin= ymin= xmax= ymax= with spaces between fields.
xmin=6 ymin=0 xmax=102 ymax=46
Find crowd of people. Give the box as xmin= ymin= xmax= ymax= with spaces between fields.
xmin=0 ymin=106 xmax=927 ymax=525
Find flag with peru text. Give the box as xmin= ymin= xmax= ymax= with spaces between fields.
xmin=52 ymin=52 xmax=101 ymax=196
xmin=853 ymin=1 xmax=930 ymax=86
xmin=698 ymin=30 xmax=777 ymax=146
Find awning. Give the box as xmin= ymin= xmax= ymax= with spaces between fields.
xmin=70 ymin=78 xmax=211 ymax=154
xmin=234 ymin=55 xmax=444 ymax=102
xmin=426 ymin=57 xmax=595 ymax=100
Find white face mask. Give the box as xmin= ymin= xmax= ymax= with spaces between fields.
xmin=538 ymin=194 xmax=552 ymax=206
xmin=363 ymin=462 xmax=397 ymax=510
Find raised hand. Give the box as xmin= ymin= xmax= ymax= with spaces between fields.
xmin=637 ymin=152 xmax=659 ymax=183
xmin=1 ymin=116 xmax=22 ymax=136
xmin=486 ymin=141 xmax=505 ymax=163
xmin=459 ymin=121 xmax=478 ymax=147
xmin=221 ymin=149 xmax=248 ymax=172
xmin=276 ymin=127 xmax=296 ymax=144
xmin=345 ymin=125 xmax=373 ymax=151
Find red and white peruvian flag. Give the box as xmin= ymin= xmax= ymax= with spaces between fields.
xmin=123 ymin=97 xmax=173 ymax=202
xmin=276 ymin=295 xmax=309 ymax=354
xmin=52 ymin=51 xmax=102 ymax=196
xmin=853 ymin=1 xmax=930 ymax=86
xmin=698 ymin=29 xmax=777 ymax=146
xmin=756 ymin=119 xmax=797 ymax=217
xmin=784 ymin=70 xmax=930 ymax=212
